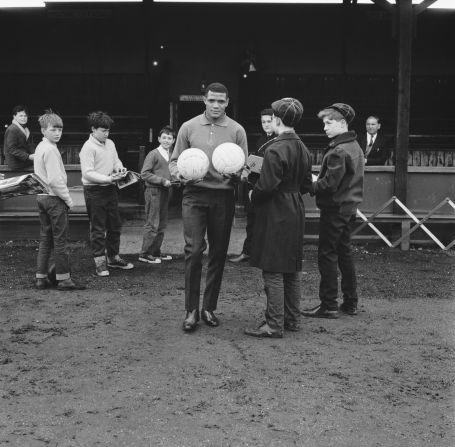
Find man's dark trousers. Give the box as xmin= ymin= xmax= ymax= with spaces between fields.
xmin=318 ymin=210 xmax=358 ymax=310
xmin=182 ymin=186 xmax=235 ymax=312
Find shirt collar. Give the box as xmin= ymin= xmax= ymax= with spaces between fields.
xmin=200 ymin=112 xmax=228 ymax=127
xmin=157 ymin=145 xmax=169 ymax=161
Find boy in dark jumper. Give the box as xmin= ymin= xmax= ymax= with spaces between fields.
xmin=139 ymin=126 xmax=175 ymax=264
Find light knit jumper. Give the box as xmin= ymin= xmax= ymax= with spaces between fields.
xmin=79 ymin=135 xmax=123 ymax=186
xmin=33 ymin=137 xmax=73 ymax=208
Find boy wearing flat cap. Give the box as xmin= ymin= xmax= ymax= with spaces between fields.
xmin=245 ymin=98 xmax=313 ymax=338
xmin=302 ymin=103 xmax=364 ymax=319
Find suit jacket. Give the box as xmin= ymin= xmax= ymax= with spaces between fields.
xmin=359 ymin=132 xmax=392 ymax=166
xmin=4 ymin=124 xmax=35 ymax=170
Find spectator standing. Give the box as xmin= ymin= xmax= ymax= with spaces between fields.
xmin=302 ymin=103 xmax=364 ymax=319
xmin=244 ymin=98 xmax=313 ymax=338
xmin=4 ymin=105 xmax=35 ymax=170
xmin=34 ymin=110 xmax=85 ymax=291
xmin=79 ymin=111 xmax=134 ymax=277
xmin=138 ymin=125 xmax=175 ymax=264
xmin=359 ymin=115 xmax=392 ymax=165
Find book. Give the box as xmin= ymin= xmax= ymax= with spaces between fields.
xmin=246 ymin=154 xmax=263 ymax=174
xmin=0 ymin=173 xmax=48 ymax=200
xmin=115 ymin=171 xmax=141 ymax=189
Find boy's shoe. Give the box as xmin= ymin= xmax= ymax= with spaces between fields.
xmin=244 ymin=322 xmax=283 ymax=338
xmin=339 ymin=302 xmax=358 ymax=315
xmin=57 ymin=278 xmax=86 ymax=291
xmin=96 ymin=261 xmax=110 ymax=277
xmin=35 ymin=278 xmax=52 ymax=290
xmin=229 ymin=253 xmax=250 ymax=263
xmin=284 ymin=321 xmax=300 ymax=332
xmin=107 ymin=256 xmax=134 ymax=270
xmin=138 ymin=255 xmax=162 ymax=264
xmin=301 ymin=304 xmax=338 ymax=319
xmin=159 ymin=254 xmax=173 ymax=261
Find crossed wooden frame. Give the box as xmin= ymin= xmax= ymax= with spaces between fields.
xmin=353 ymin=196 xmax=455 ymax=251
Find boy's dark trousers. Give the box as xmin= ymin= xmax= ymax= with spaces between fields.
xmin=36 ymin=195 xmax=70 ymax=280
xmin=318 ymin=210 xmax=358 ymax=310
xmin=241 ymin=199 xmax=255 ymax=256
xmin=182 ymin=186 xmax=234 ymax=312
xmin=83 ymin=185 xmax=122 ymax=259
xmin=140 ymin=186 xmax=169 ymax=257
xmin=263 ymin=271 xmax=301 ymax=331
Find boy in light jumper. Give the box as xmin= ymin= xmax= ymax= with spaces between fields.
xmin=79 ymin=111 xmax=134 ymax=277
xmin=139 ymin=125 xmax=175 ymax=264
xmin=34 ymin=110 xmax=85 ymax=291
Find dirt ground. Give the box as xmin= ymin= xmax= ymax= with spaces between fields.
xmin=0 ymin=241 xmax=454 ymax=447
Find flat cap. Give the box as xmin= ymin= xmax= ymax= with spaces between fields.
xmin=271 ymin=97 xmax=303 ymax=127
xmin=327 ymin=103 xmax=355 ymax=124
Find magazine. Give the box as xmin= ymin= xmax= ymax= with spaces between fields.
xmin=0 ymin=173 xmax=48 ymax=200
xmin=116 ymin=171 xmax=141 ymax=189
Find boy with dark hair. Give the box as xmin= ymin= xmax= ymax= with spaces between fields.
xmin=4 ymin=105 xmax=35 ymax=170
xmin=34 ymin=110 xmax=85 ymax=290
xmin=79 ymin=111 xmax=134 ymax=277
xmin=138 ymin=125 xmax=175 ymax=264
xmin=244 ymin=98 xmax=313 ymax=338
xmin=302 ymin=103 xmax=364 ymax=319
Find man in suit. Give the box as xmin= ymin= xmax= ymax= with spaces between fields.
xmin=359 ymin=115 xmax=392 ymax=166
xmin=4 ymin=105 xmax=35 ymax=170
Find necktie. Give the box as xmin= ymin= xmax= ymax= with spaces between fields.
xmin=366 ymin=135 xmax=374 ymax=157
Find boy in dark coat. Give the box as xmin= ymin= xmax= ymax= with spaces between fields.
xmin=302 ymin=103 xmax=364 ymax=319
xmin=245 ymin=98 xmax=313 ymax=338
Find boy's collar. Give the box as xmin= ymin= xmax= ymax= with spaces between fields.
xmin=90 ymin=134 xmax=105 ymax=145
xmin=328 ymin=130 xmax=357 ymax=148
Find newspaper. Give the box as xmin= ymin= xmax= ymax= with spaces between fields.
xmin=116 ymin=171 xmax=141 ymax=189
xmin=0 ymin=173 xmax=48 ymax=200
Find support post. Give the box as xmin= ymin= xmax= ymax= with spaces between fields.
xmin=393 ymin=0 xmax=413 ymax=213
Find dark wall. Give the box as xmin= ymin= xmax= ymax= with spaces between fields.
xmin=0 ymin=2 xmax=454 ymax=138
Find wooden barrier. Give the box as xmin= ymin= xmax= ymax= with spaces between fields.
xmin=1 ymin=165 xmax=454 ymax=245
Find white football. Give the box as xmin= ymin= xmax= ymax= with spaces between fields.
xmin=212 ymin=142 xmax=246 ymax=175
xmin=177 ymin=148 xmax=210 ymax=181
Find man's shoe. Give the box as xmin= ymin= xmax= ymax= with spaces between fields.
xmin=244 ymin=322 xmax=283 ymax=338
xmin=183 ymin=310 xmax=199 ymax=332
xmin=201 ymin=309 xmax=220 ymax=327
xmin=138 ymin=255 xmax=162 ymax=264
xmin=339 ymin=302 xmax=358 ymax=315
xmin=159 ymin=254 xmax=173 ymax=261
xmin=57 ymin=278 xmax=86 ymax=291
xmin=107 ymin=256 xmax=134 ymax=270
xmin=301 ymin=304 xmax=338 ymax=319
xmin=35 ymin=278 xmax=52 ymax=290
xmin=284 ymin=321 xmax=300 ymax=332
xmin=229 ymin=253 xmax=250 ymax=263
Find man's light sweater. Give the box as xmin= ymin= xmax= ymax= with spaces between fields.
xmin=79 ymin=135 xmax=123 ymax=186
xmin=34 ymin=137 xmax=73 ymax=208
